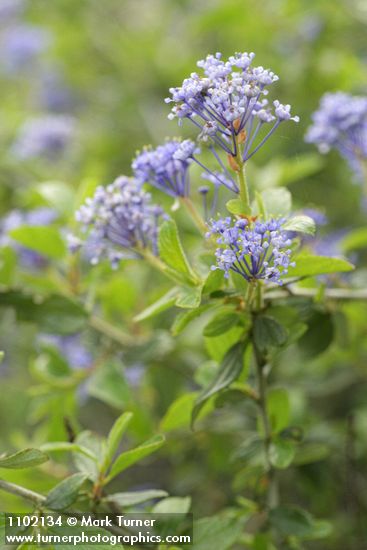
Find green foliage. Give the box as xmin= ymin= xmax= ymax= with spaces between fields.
xmin=9 ymin=226 xmax=66 ymax=260
xmin=269 ymin=506 xmax=332 ymax=540
xmin=341 ymin=227 xmax=367 ymax=252
xmin=203 ymin=309 xmax=243 ymax=337
xmin=0 ymin=291 xmax=88 ymax=334
xmin=104 ymin=489 xmax=168 ymax=507
xmin=193 ymin=515 xmax=245 ymax=550
xmin=257 ymin=188 xmax=292 ymax=217
xmin=103 ymin=411 xmax=133 ymax=471
xmin=44 ymin=473 xmax=87 ymax=510
xmin=160 ymin=393 xmax=198 ymax=432
xmin=267 ymin=388 xmax=291 ymax=433
xmin=253 ymin=316 xmax=288 ymax=353
xmin=269 ymin=437 xmax=296 ymax=469
xmin=106 ymin=434 xmax=165 ymax=483
xmin=158 ymin=219 xmax=200 ymax=286
xmin=298 ymin=310 xmax=334 ymax=358
xmin=192 ymin=342 xmax=247 ymax=425
xmin=1 ymin=3 xmax=367 ymax=549
xmin=0 ymin=448 xmax=49 ymax=469
xmin=282 ymin=215 xmax=316 ymax=236
xmin=153 ymin=496 xmax=191 ymax=513
xmin=226 ymin=198 xmax=248 ymax=216
xmin=286 ymin=255 xmax=354 ymax=278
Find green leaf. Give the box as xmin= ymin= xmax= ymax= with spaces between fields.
xmin=277 ymin=153 xmax=324 ymax=186
xmin=72 ymin=431 xmax=104 ymax=481
xmin=175 ymin=285 xmax=202 ymax=308
xmin=203 ymin=311 xmax=241 ymax=337
xmin=269 ymin=506 xmax=332 ymax=540
xmin=0 ymin=246 xmax=16 ymax=285
xmin=31 ymin=352 xmax=77 ymax=388
xmin=45 ymin=473 xmax=87 ymax=510
xmin=202 ymin=269 xmax=225 ymax=295
xmin=0 ymin=351 xmax=4 ymax=365
xmin=104 ymin=490 xmax=168 ymax=507
xmin=0 ymin=448 xmax=48 ymax=469
xmin=10 ymin=226 xmax=66 ymax=260
xmin=285 ymin=254 xmax=354 ymax=278
xmin=134 ymin=288 xmax=180 ymax=322
xmin=259 ymin=188 xmax=292 ymax=217
xmin=253 ymin=315 xmax=288 ymax=353
xmin=171 ymin=304 xmax=214 ymax=336
xmin=298 ymin=311 xmax=334 ymax=358
xmin=293 ymin=443 xmax=330 ymax=465
xmin=107 ymin=434 xmax=165 ymax=482
xmin=88 ymin=361 xmax=130 ymax=409
xmin=0 ymin=291 xmax=88 ymax=334
xmin=135 ymin=285 xmax=202 ymax=322
xmin=153 ymin=496 xmax=191 ymax=514
xmin=232 ymin=434 xmax=263 ymax=462
xmin=158 ymin=219 xmax=197 ymax=281
xmin=269 ymin=438 xmax=295 ymax=469
xmin=267 ymin=388 xmax=290 ymax=432
xmin=282 ymin=215 xmax=316 ymax=236
xmin=192 ymin=342 xmax=245 ymax=426
xmin=205 ymin=326 xmax=244 ymax=362
xmin=40 ymin=442 xmax=98 ymax=462
xmin=226 ymin=198 xmax=248 ymax=216
xmin=103 ymin=412 xmax=133 ymax=470
xmin=35 ymin=181 xmax=75 ymax=215
xmin=193 ymin=515 xmax=244 ymax=550
xmin=341 ymin=227 xmax=367 ymax=252
xmin=160 ymin=393 xmax=198 ymax=432
xmin=255 ymin=191 xmax=266 ymax=218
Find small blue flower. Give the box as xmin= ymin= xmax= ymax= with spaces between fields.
xmin=305 ymin=92 xmax=367 ymax=180
xmin=12 ymin=115 xmax=76 ymax=160
xmin=71 ymin=176 xmax=166 ymax=268
xmin=207 ymin=217 xmax=295 ymax=285
xmin=132 ymin=139 xmax=198 ymax=197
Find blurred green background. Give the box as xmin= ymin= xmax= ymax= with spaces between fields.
xmin=1 ymin=1 xmax=367 ymax=548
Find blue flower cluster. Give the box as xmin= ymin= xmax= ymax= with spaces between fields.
xmin=12 ymin=115 xmax=76 ymax=160
xmin=71 ymin=176 xmax=166 ymax=268
xmin=207 ymin=217 xmax=295 ymax=285
xmin=306 ymin=92 xmax=367 ymax=180
xmin=165 ymin=52 xmax=299 ymax=190
xmin=132 ymin=139 xmax=199 ymax=197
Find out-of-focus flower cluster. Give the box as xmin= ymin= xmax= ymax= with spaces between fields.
xmin=207 ymin=217 xmax=295 ymax=285
xmin=132 ymin=139 xmax=198 ymax=197
xmin=1 ymin=24 xmax=50 ymax=72
xmin=39 ymin=333 xmax=93 ymax=370
xmin=12 ymin=115 xmax=75 ymax=160
xmin=306 ymin=92 xmax=367 ymax=180
xmin=0 ymin=0 xmax=24 ymax=19
xmin=0 ymin=207 xmax=57 ymax=269
xmin=70 ymin=176 xmax=166 ymax=268
xmin=0 ymin=0 xmax=49 ymax=73
xmin=0 ymin=0 xmax=78 ymax=162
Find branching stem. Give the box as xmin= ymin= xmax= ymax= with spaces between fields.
xmin=0 ymin=478 xmax=45 ymax=505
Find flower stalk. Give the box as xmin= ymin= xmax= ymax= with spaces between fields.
xmin=180 ymin=196 xmax=208 ymax=234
